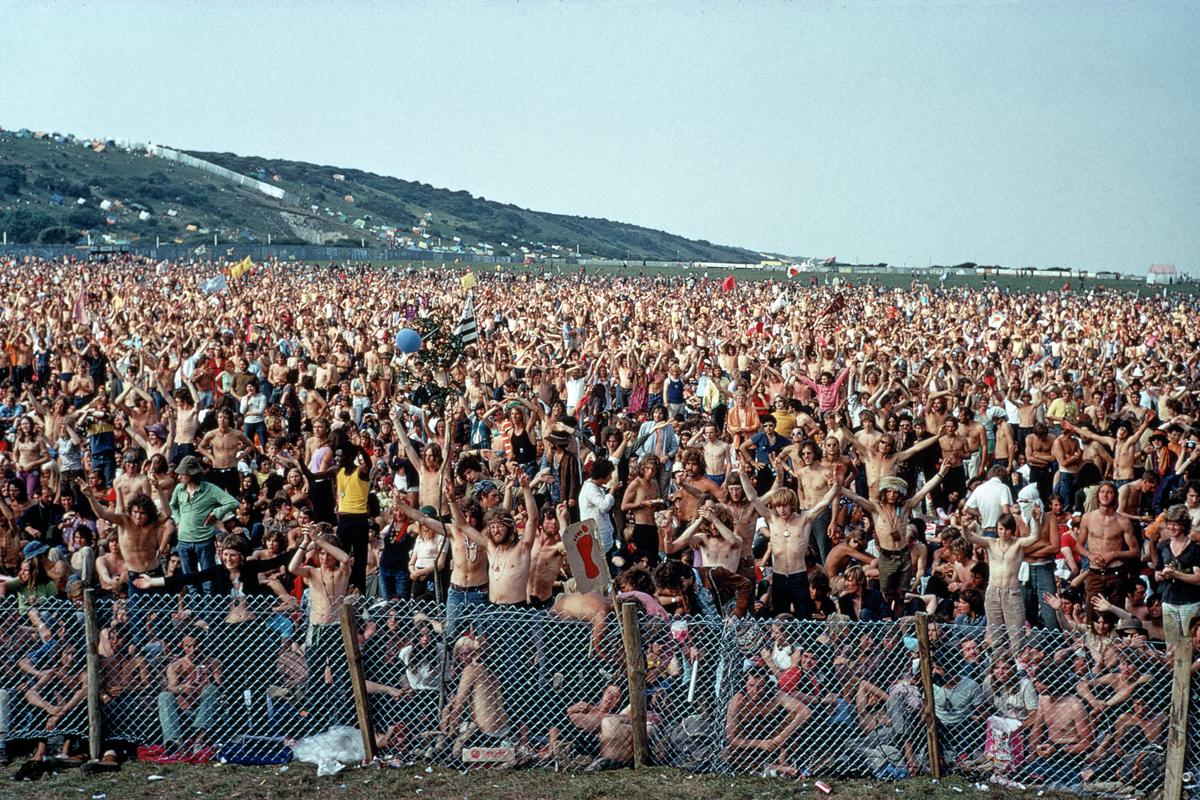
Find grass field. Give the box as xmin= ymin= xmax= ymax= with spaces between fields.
xmin=330 ymin=258 xmax=1194 ymax=295
xmin=1 ymin=761 xmax=1089 ymax=800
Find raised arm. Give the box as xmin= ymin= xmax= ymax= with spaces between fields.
xmin=737 ymin=468 xmax=772 ymax=521
xmin=446 ymin=477 xmax=488 ymax=549
xmin=905 ymin=465 xmax=949 ymax=512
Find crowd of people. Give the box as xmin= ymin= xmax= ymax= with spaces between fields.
xmin=0 ymin=255 xmax=1191 ymax=786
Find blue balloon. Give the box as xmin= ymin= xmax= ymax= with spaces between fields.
xmin=395 ymin=328 xmax=422 ymax=353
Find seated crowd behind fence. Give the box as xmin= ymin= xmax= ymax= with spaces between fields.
xmin=0 ymin=256 xmax=1193 ymax=791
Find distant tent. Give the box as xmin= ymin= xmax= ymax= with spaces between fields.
xmin=1146 ymin=263 xmax=1178 ymax=285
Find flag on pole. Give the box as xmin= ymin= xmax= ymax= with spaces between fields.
xmin=452 ymin=291 xmax=479 ymax=344
xmin=460 ymin=270 xmax=477 ymax=291
xmin=822 ymin=256 xmax=837 ymax=266
xmin=818 ymin=293 xmax=847 ymax=317
xmin=787 ymin=264 xmax=801 ymax=278
xmin=200 ymin=273 xmax=228 ymax=296
xmin=229 ymin=256 xmax=253 ymax=281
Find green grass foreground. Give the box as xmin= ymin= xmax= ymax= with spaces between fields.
xmin=1 ymin=760 xmax=1094 ymax=800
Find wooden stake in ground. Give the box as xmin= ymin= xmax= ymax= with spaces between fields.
xmin=619 ymin=600 xmax=649 ymax=768
xmin=1164 ymin=625 xmax=1194 ymax=800
xmin=339 ymin=601 xmax=377 ymax=762
xmin=915 ymin=612 xmax=941 ymax=780
xmin=83 ymin=587 xmax=102 ymax=762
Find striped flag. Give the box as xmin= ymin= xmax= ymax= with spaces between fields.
xmin=452 ymin=291 xmax=479 ymax=344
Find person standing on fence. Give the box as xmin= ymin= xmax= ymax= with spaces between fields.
xmin=168 ymin=455 xmax=238 ymax=595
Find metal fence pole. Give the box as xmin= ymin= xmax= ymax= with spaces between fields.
xmin=339 ymin=602 xmax=377 ymax=762
xmin=619 ymin=601 xmax=648 ymax=768
xmin=1165 ymin=628 xmax=1194 ymax=800
xmin=82 ymin=587 xmax=102 ymax=762
xmin=915 ymin=612 xmax=940 ymax=779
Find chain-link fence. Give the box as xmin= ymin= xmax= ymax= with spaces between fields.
xmin=0 ymin=597 xmax=89 ymax=751
xmin=0 ymin=594 xmax=1184 ymax=794
xmin=927 ymin=621 xmax=1172 ymax=795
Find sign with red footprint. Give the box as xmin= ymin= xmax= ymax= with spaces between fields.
xmin=563 ymin=519 xmax=608 ymax=594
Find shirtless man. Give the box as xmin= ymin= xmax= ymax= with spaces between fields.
xmin=724 ymin=666 xmax=811 ymax=775
xmin=163 ymin=384 xmax=199 ymax=464
xmin=937 ymin=418 xmax=971 ymax=501
xmin=1024 ymin=422 xmax=1056 ymax=503
xmin=739 ymin=469 xmax=838 ymax=619
xmin=846 ymin=431 xmax=939 ymax=500
xmin=197 ymin=409 xmax=253 ymax=496
xmin=527 ymin=502 xmax=568 ymax=608
xmin=698 ymin=424 xmax=732 ymax=487
xmin=395 ymin=498 xmax=490 ymax=642
xmin=672 ymin=449 xmax=726 ymax=529
xmin=112 ymin=450 xmax=153 ymax=515
xmin=287 ymin=523 xmax=352 ymax=627
xmin=1066 ymin=416 xmax=1153 ymax=484
xmin=725 ymin=477 xmax=759 ymax=583
xmin=824 ymin=526 xmax=877 ymax=580
xmin=666 ymin=503 xmax=753 ymax=616
xmin=78 ymin=482 xmax=170 ymax=588
xmin=1023 ymin=672 xmax=1094 ymax=785
xmin=854 ymin=411 xmax=885 ymax=454
xmin=440 ymin=636 xmax=514 ymax=757
xmin=450 ymin=472 xmax=538 ymax=607
xmin=992 ymin=410 xmax=1015 ymax=468
xmin=1050 ymin=427 xmax=1084 ymax=512
xmin=781 ymin=439 xmax=841 ymax=562
xmin=959 ymin=406 xmax=987 ymax=480
xmin=620 ymin=455 xmax=667 ymax=568
xmin=841 ymin=468 xmax=948 ymax=618
xmin=963 ymin=513 xmax=1040 ymax=659
xmin=395 ymin=415 xmax=450 ymax=518
xmin=1076 ymin=481 xmax=1139 ymax=616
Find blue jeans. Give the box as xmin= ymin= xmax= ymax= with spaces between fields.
xmin=378 ymin=568 xmax=411 ymax=602
xmin=1025 ymin=562 xmax=1058 ymax=630
xmin=177 ymin=539 xmax=217 ymax=595
xmin=243 ymin=421 xmax=267 ymax=449
xmin=91 ymin=450 xmax=116 ymax=487
xmin=445 ymin=584 xmax=488 ymax=643
xmin=1054 ymin=471 xmax=1075 ymax=511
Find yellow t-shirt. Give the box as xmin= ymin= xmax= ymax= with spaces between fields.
xmin=336 ymin=468 xmax=371 ymax=515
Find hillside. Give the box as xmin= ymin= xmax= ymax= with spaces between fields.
xmin=0 ymin=130 xmax=759 ymax=261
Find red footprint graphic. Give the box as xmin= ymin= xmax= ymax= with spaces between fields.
xmin=576 ymin=526 xmax=600 ymax=579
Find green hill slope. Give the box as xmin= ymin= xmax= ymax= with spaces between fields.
xmin=0 ymin=130 xmax=759 ymax=261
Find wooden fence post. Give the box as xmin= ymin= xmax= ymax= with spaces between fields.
xmin=915 ymin=612 xmax=941 ymax=779
xmin=82 ymin=587 xmax=102 ymax=762
xmin=1165 ymin=627 xmax=1193 ymax=800
xmin=339 ymin=602 xmax=377 ymax=762
xmin=619 ymin=601 xmax=649 ymax=768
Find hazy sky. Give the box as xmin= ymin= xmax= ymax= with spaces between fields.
xmin=2 ymin=1 xmax=1197 ymax=271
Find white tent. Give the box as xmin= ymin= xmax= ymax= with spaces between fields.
xmin=1146 ymin=263 xmax=1178 ymax=285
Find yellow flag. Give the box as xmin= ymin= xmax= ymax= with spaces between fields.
xmin=460 ymin=271 xmax=478 ymax=290
xmin=230 ymin=256 xmax=252 ymax=281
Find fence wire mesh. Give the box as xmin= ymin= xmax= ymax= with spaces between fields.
xmin=927 ymin=620 xmax=1172 ymax=795
xmin=0 ymin=597 xmax=89 ymax=748
xmin=0 ymin=593 xmax=1182 ymax=794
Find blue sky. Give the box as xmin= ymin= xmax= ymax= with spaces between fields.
xmin=2 ymin=0 xmax=1196 ymax=272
